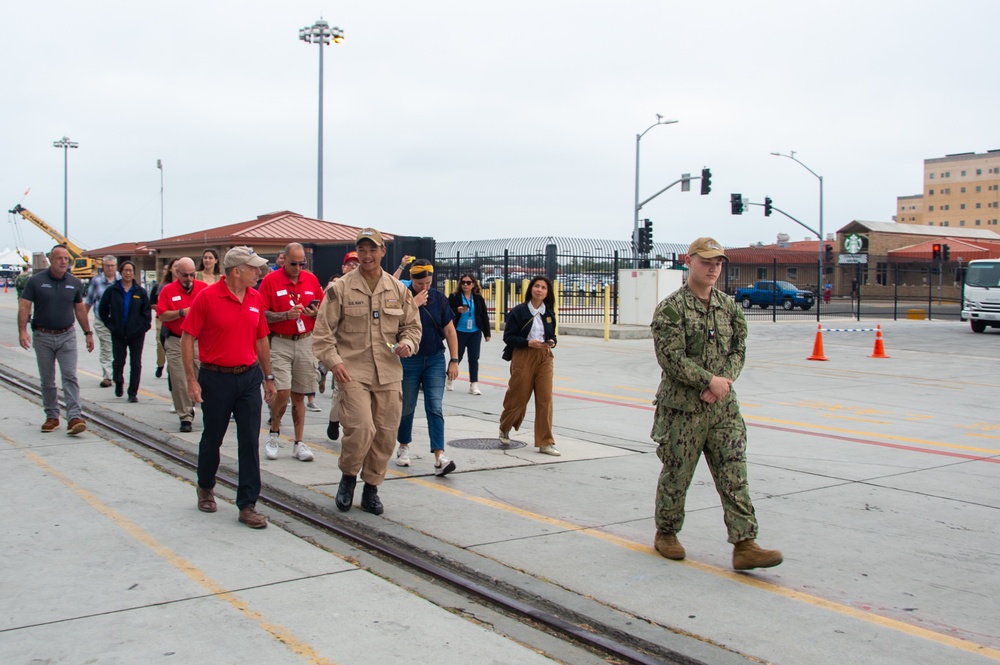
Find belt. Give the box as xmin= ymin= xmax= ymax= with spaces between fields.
xmin=32 ymin=326 xmax=74 ymax=335
xmin=271 ymin=331 xmax=312 ymax=341
xmin=200 ymin=362 xmax=259 ymax=375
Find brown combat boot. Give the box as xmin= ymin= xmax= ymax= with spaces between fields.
xmin=654 ymin=531 xmax=686 ymax=560
xmin=732 ymin=539 xmax=783 ymax=570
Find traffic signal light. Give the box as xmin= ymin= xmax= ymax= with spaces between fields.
xmin=700 ymin=168 xmax=712 ymax=195
xmin=824 ymin=244 xmax=833 ymax=263
xmin=932 ymin=243 xmax=942 ymax=260
xmin=763 ymin=196 xmax=773 ymax=217
xmin=644 ymin=219 xmax=653 ymax=250
xmin=730 ymin=193 xmax=744 ymax=215
xmin=943 ymin=244 xmax=951 ymax=261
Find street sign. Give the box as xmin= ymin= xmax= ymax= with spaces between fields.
xmin=838 ymin=254 xmax=868 ymax=264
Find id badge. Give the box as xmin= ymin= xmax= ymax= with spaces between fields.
xmin=466 ymin=318 xmax=473 ymax=330
xmin=296 ymin=317 xmax=306 ymax=333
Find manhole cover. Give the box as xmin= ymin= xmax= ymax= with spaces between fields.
xmin=448 ymin=437 xmax=527 ymax=450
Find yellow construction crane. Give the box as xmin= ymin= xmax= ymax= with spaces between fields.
xmin=8 ymin=204 xmax=101 ymax=279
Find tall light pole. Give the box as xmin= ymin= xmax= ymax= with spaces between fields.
xmin=634 ymin=115 xmax=678 ymax=262
xmin=299 ymin=18 xmax=344 ymax=221
xmin=771 ymin=150 xmax=824 ymax=269
xmin=52 ymin=136 xmax=79 ymax=237
xmin=156 ymin=159 xmax=164 ymax=238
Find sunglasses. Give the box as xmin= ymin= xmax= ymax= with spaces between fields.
xmin=460 ymin=280 xmax=474 ymax=285
xmin=178 ymin=271 xmax=196 ymax=278
xmin=286 ymin=261 xmax=307 ymax=267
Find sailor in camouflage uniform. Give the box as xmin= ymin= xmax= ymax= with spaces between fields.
xmin=650 ymin=237 xmax=782 ymax=570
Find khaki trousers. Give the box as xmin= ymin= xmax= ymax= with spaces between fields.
xmin=338 ymin=381 xmax=402 ymax=486
xmin=499 ymin=347 xmax=554 ymax=447
xmin=165 ymin=335 xmax=199 ymax=422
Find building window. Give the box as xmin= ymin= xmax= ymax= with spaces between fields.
xmin=944 ymin=221 xmax=950 ymax=226
xmin=976 ymin=220 xmax=981 ymax=225
xmin=977 ymin=169 xmax=982 ymax=175
xmin=787 ymin=268 xmax=798 ymax=282
xmin=756 ymin=267 xmax=768 ymax=280
xmin=961 ymin=170 xmax=967 ymax=176
xmin=977 ymin=202 xmax=982 ymax=209
xmin=876 ymin=262 xmax=888 ymax=286
xmin=929 ymin=189 xmax=934 ymax=195
xmin=977 ymin=186 xmax=982 ymax=192
xmin=945 ymin=171 xmax=951 ymax=177
xmin=960 ymin=220 xmax=966 ymax=226
xmin=930 ymin=173 xmax=935 ymax=179
xmin=729 ymin=266 xmax=740 ymax=281
xmin=961 ymin=187 xmax=966 ymax=193
xmin=929 ymin=205 xmax=935 ymax=211
xmin=961 ymin=204 xmax=966 ymax=210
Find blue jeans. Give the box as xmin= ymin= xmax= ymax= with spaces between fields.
xmin=398 ymin=353 xmax=446 ymax=452
xmin=456 ymin=330 xmax=483 ymax=382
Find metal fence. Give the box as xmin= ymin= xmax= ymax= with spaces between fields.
xmin=434 ymin=247 xmax=964 ymax=324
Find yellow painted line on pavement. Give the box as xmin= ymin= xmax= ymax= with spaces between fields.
xmin=745 ymin=414 xmax=1000 ymax=456
xmin=966 ymin=433 xmax=1000 ymax=441
xmin=6 ymin=437 xmax=338 ymax=665
xmin=403 ymin=475 xmax=1000 ymax=660
xmin=821 ymin=414 xmax=891 ymax=425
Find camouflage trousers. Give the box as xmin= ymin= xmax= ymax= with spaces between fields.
xmin=652 ymin=397 xmax=758 ymax=543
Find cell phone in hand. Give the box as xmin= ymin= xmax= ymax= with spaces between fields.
xmin=309 ymin=299 xmax=321 ymax=307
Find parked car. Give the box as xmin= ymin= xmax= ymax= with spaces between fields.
xmin=734 ymin=280 xmax=814 ymax=311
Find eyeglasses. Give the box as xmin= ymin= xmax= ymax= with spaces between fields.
xmin=286 ymin=261 xmax=307 ymax=267
xmin=460 ymin=280 xmax=473 ymax=285
xmin=178 ymin=271 xmax=196 ymax=278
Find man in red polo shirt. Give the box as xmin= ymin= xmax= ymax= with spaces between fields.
xmin=258 ymin=242 xmax=323 ymax=462
xmin=156 ymin=257 xmax=206 ymax=432
xmin=181 ymin=246 xmax=277 ymax=529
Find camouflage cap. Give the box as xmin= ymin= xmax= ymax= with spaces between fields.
xmin=356 ymin=228 xmax=384 ymax=247
xmin=688 ymin=237 xmax=727 ymax=260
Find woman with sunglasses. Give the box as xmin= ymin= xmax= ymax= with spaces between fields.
xmin=447 ymin=274 xmax=491 ymax=394
xmin=498 ymin=275 xmax=560 ymax=456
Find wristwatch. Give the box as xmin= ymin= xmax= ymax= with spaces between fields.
xmin=449 ymin=358 xmax=459 ymax=363
xmin=265 ymin=374 xmax=275 ymax=381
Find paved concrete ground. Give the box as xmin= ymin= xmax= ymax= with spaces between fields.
xmin=1 ymin=289 xmax=999 ymax=665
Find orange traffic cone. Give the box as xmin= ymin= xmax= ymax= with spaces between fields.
xmin=807 ymin=324 xmax=828 ymax=361
xmin=870 ymin=324 xmax=890 ymax=358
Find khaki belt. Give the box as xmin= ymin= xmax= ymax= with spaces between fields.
xmin=200 ymin=362 xmax=259 ymax=375
xmin=33 ymin=326 xmax=73 ymax=335
xmin=271 ymin=331 xmax=312 ymax=341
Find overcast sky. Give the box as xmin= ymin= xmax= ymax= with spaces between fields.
xmin=3 ymin=0 xmax=998 ymax=256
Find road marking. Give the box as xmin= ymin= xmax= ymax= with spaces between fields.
xmin=6 ymin=437 xmax=339 ymax=665
xmin=403 ymin=475 xmax=1000 ymax=660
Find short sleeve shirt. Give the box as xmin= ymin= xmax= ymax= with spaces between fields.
xmin=181 ymin=277 xmax=270 ymax=366
xmin=156 ymin=280 xmax=207 ymax=336
xmin=22 ymin=269 xmax=84 ymax=329
xmin=258 ymin=268 xmax=324 ymax=336
xmin=414 ymin=287 xmax=455 ymax=357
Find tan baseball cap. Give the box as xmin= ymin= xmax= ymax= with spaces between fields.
xmin=223 ymin=246 xmax=269 ymax=270
xmin=688 ymin=237 xmax=728 ymax=260
xmin=356 ymin=227 xmax=385 ymax=247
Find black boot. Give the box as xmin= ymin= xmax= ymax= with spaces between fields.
xmin=335 ymin=474 xmax=357 ymax=512
xmin=360 ymin=483 xmax=383 ymax=515
xmin=327 ymin=420 xmax=340 ymax=441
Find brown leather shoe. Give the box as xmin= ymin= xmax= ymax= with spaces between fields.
xmin=196 ymin=486 xmax=217 ymax=513
xmin=67 ymin=417 xmax=86 ymax=436
xmin=238 ymin=504 xmax=267 ymax=529
xmin=41 ymin=418 xmax=60 ymax=433
xmin=100 ymin=379 xmax=113 ymax=388
xmin=654 ymin=531 xmax=686 ymax=560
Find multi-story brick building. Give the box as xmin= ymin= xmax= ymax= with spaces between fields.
xmin=896 ymin=150 xmax=1000 ymax=229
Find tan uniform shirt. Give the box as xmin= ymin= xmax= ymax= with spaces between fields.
xmin=313 ymin=269 xmax=421 ymax=387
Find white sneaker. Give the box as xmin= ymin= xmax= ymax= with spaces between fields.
xmin=445 ymin=378 xmax=454 ymax=391
xmin=395 ymin=445 xmax=411 ymax=467
xmin=538 ymin=444 xmax=561 ymax=456
xmin=498 ymin=429 xmax=511 ymax=444
xmin=293 ymin=441 xmax=314 ymax=462
xmin=168 ymin=405 xmax=176 ymax=413
xmin=469 ymin=382 xmax=481 ymax=395
xmin=434 ymin=455 xmax=456 ymax=476
xmin=306 ymin=401 xmax=322 ymax=412
xmin=265 ymin=431 xmax=280 ymax=460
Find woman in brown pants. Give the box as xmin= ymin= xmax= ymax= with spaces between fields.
xmin=498 ymin=276 xmax=560 ymax=456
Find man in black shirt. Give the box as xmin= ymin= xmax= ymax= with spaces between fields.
xmin=18 ymin=245 xmax=96 ymax=434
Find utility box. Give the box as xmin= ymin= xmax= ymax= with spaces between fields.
xmin=618 ymin=269 xmax=684 ymax=325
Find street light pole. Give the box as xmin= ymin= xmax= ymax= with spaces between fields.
xmin=299 ymin=18 xmax=344 ymax=221
xmin=156 ymin=159 xmax=164 ymax=238
xmin=52 ymin=136 xmax=79 ymax=238
xmin=771 ymin=151 xmax=824 ymax=269
xmin=633 ymin=115 xmax=678 ymax=262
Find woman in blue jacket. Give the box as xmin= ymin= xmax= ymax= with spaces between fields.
xmin=98 ymin=261 xmax=152 ymax=402
xmin=498 ymin=275 xmax=560 ymax=455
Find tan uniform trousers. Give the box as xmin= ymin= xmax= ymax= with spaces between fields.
xmin=338 ymin=380 xmax=402 ymax=486
xmin=154 ymin=319 xmax=166 ymax=368
xmin=328 ymin=382 xmax=340 ymax=422
xmin=499 ymin=346 xmax=554 ymax=447
xmin=165 ymin=335 xmax=199 ymax=422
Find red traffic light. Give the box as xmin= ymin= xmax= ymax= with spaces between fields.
xmin=932 ymin=243 xmax=942 ymax=260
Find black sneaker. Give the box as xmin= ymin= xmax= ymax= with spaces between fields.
xmin=180 ymin=421 xmax=193 ymax=433
xmin=327 ymin=420 xmax=340 ymax=441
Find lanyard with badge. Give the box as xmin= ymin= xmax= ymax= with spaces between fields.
xmin=289 ymin=291 xmax=307 ymax=333
xmin=464 ymin=295 xmax=474 ymax=330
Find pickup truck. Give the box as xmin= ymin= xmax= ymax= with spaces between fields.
xmin=734 ymin=280 xmax=814 ymax=310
